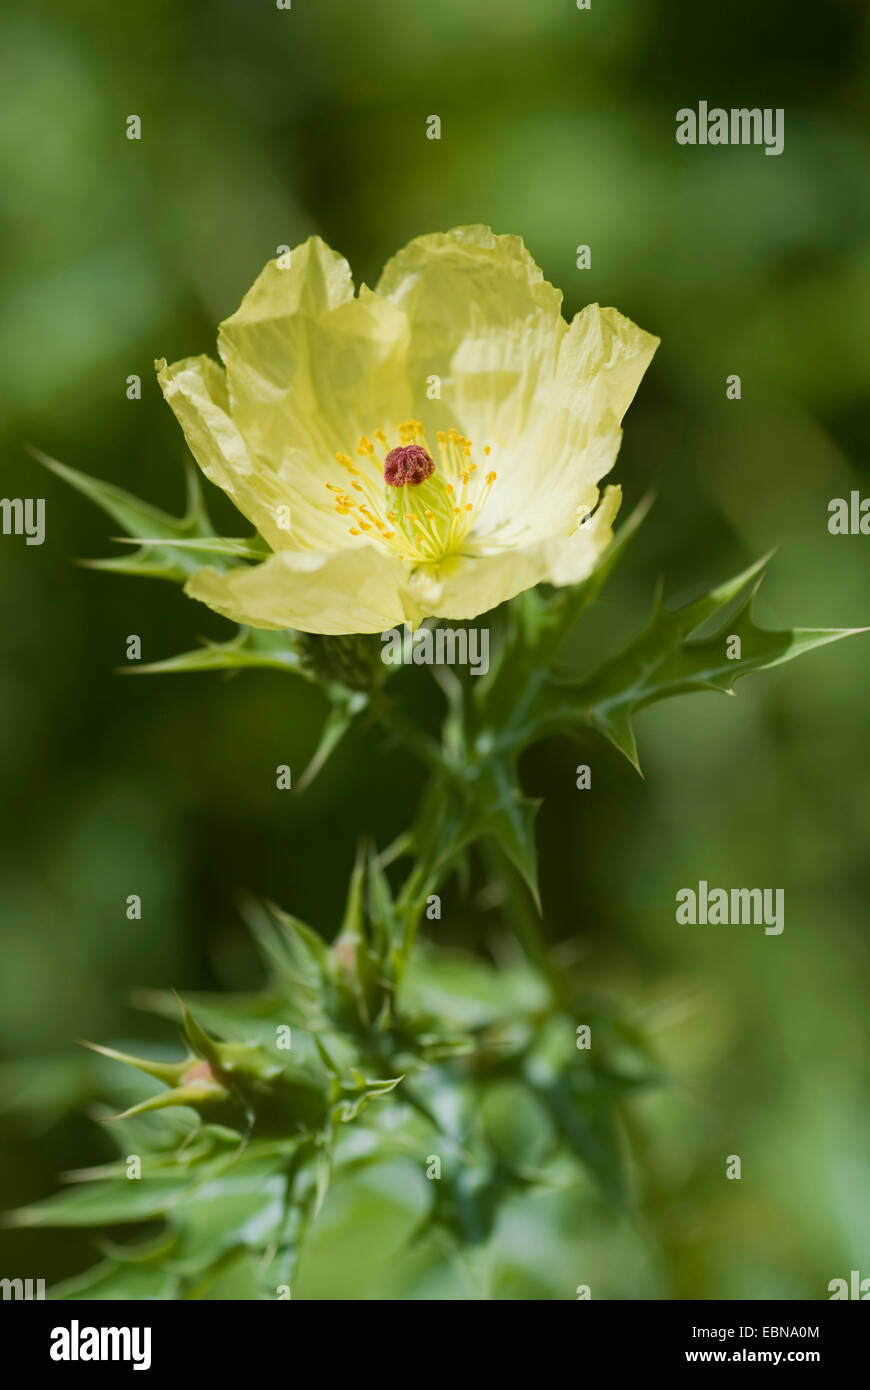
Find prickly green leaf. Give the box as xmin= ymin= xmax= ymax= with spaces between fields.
xmin=52 ymin=1262 xmax=181 ymax=1301
xmin=10 ymin=1178 xmax=196 ymax=1228
xmin=113 ymin=535 xmax=265 ymax=560
xmin=132 ymin=627 xmax=305 ymax=677
xmin=533 ymin=1076 xmax=629 ymax=1205
xmin=295 ymin=692 xmax=368 ymax=790
xmin=78 ymin=1039 xmax=192 ymax=1088
xmin=32 ymin=448 xmax=248 ymax=582
xmin=116 ymin=1079 xmax=231 ymax=1121
xmin=522 ymin=558 xmax=865 ymax=771
xmin=402 ymin=949 xmax=548 ymax=1030
xmin=332 ymin=1073 xmax=403 ymax=1123
xmin=457 ymin=759 xmax=541 ymax=909
xmin=241 ymin=899 xmax=330 ymax=1027
xmin=178 ymin=998 xmax=224 ymax=1070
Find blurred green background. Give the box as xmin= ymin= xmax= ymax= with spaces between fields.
xmin=1 ymin=0 xmax=869 ymax=1299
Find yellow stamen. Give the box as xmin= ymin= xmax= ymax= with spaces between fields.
xmin=325 ymin=422 xmax=498 ymax=564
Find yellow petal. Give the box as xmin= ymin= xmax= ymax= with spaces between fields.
xmin=156 ymin=354 xmax=299 ymax=552
xmin=159 ymin=229 xmax=657 ymax=638
xmin=184 ymin=546 xmax=408 ymax=635
xmin=217 ymin=237 xmax=412 ymax=511
xmin=481 ymin=305 xmax=658 ymax=545
xmin=549 ymin=306 xmax=658 ymax=530
xmin=376 ymin=225 xmax=565 ymax=448
xmin=535 ymin=481 xmax=623 ymax=587
xmin=406 ymin=485 xmax=622 ymax=622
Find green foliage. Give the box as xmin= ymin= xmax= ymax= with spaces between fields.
xmin=9 ymin=879 xmax=656 ymax=1299
xmin=31 ymin=447 xmax=266 ymax=582
xmin=16 ymin=459 xmax=862 ymax=1299
xmin=516 ymin=556 xmax=862 ymax=772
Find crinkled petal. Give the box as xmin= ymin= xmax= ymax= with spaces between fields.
xmin=479 ymin=305 xmax=658 ymax=546
xmin=544 ymin=303 xmax=660 ymax=497
xmin=406 ymin=485 xmax=622 ymax=622
xmin=156 ymin=354 xmax=300 ymax=552
xmin=376 ymin=225 xmax=565 ymax=449
xmin=184 ymin=547 xmax=409 ymax=635
xmin=217 ymin=238 xmax=412 ymax=524
xmin=160 ymin=229 xmax=657 ymax=638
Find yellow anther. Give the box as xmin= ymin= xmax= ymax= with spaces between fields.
xmin=327 ymin=419 xmax=497 ymax=564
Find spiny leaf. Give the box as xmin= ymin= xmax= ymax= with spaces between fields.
xmin=332 ymin=1073 xmax=403 ymax=1123
xmin=177 ymin=996 xmax=223 ymax=1070
xmin=295 ymin=692 xmax=368 ymax=791
xmin=366 ymin=845 xmax=402 ymax=953
xmin=31 ymin=448 xmax=238 ymax=582
xmin=130 ymin=627 xmax=305 ymax=677
xmin=8 ymin=1178 xmax=196 ymax=1228
xmin=333 ymin=846 xmax=389 ymax=1025
xmin=78 ymin=1039 xmax=191 ymax=1088
xmin=523 ymin=558 xmax=866 ymax=771
xmin=242 ymin=898 xmax=330 ymax=1016
xmin=533 ymin=1077 xmax=629 ymax=1205
xmin=112 ymin=534 xmax=265 ymax=559
xmin=115 ymin=1079 xmax=230 ymax=1122
xmin=338 ymin=844 xmax=366 ymax=944
xmin=456 ymin=759 xmax=541 ymax=910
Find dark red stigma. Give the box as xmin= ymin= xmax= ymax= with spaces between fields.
xmin=384 ymin=444 xmax=435 ymax=487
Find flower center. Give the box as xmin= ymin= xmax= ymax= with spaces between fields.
xmin=325 ymin=421 xmax=497 ymax=565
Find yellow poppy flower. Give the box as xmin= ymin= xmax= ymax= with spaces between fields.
xmin=156 ymin=226 xmax=658 ymax=635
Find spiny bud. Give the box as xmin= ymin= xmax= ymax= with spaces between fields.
xmin=81 ymin=1004 xmax=402 ymax=1137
